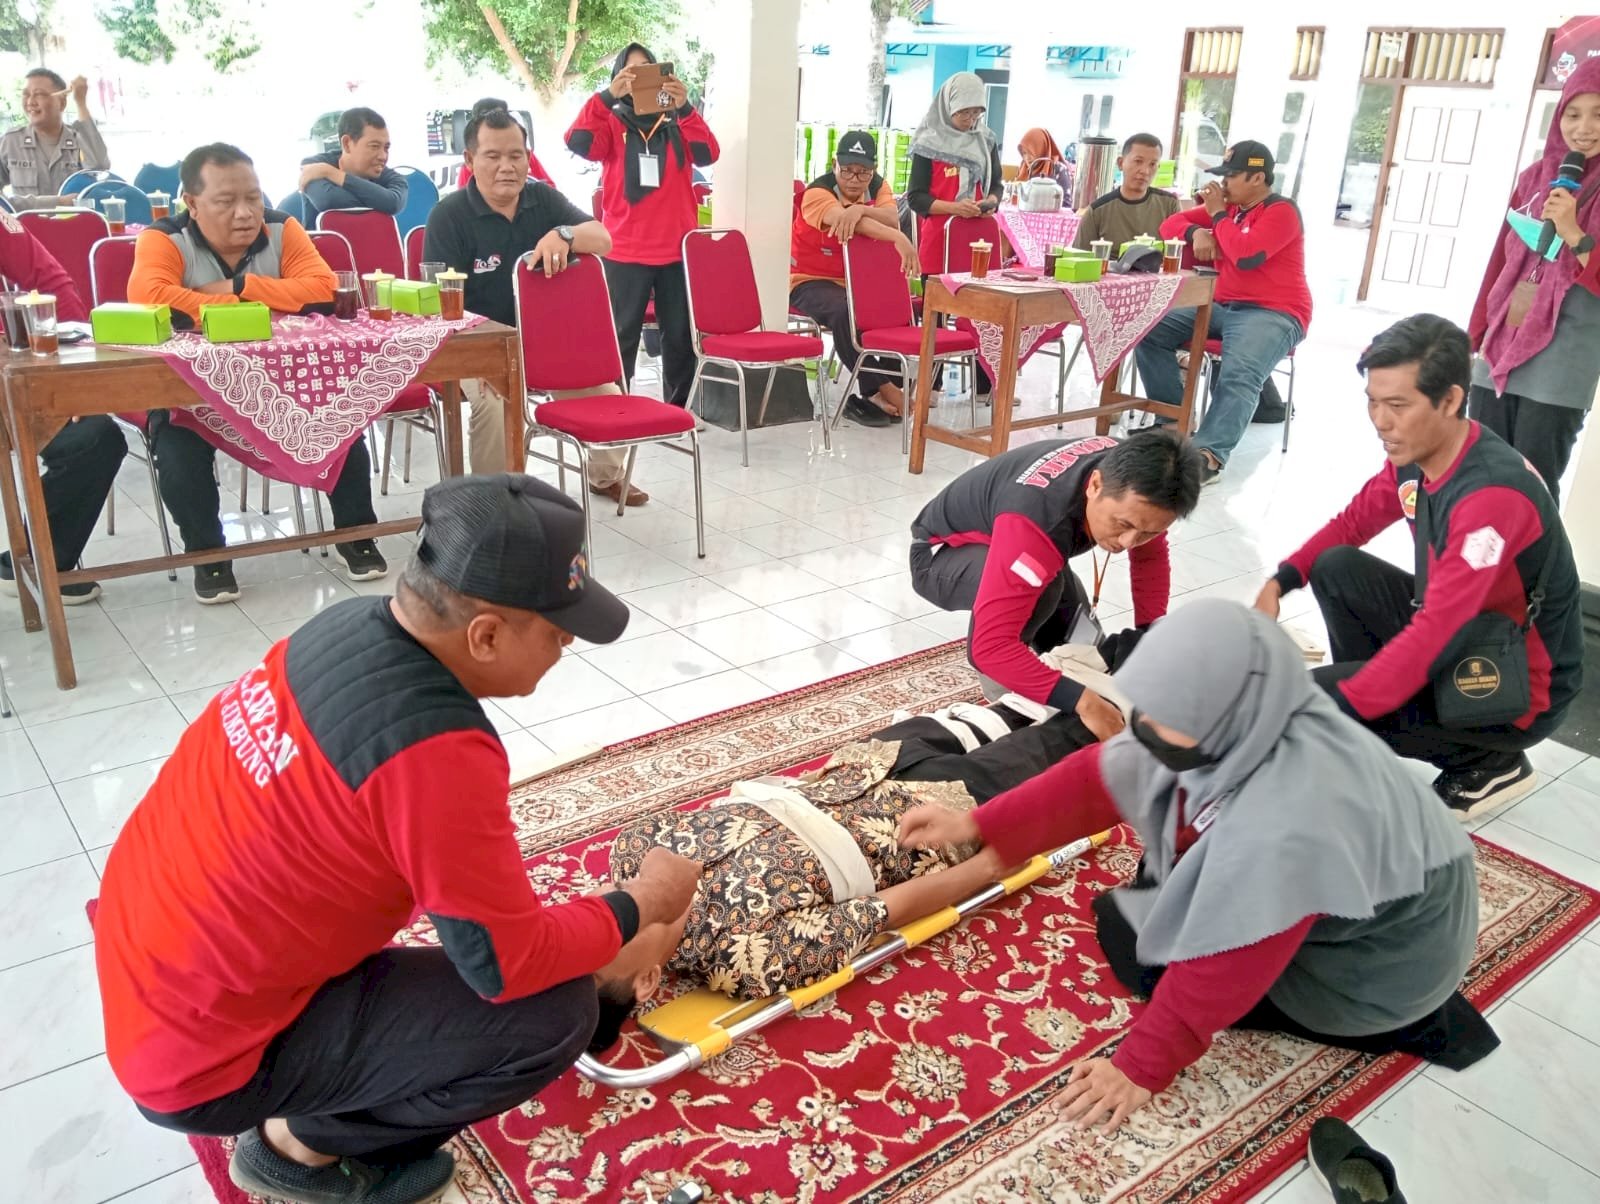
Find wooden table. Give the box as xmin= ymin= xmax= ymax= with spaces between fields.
xmin=0 ymin=319 xmax=523 ymax=689
xmin=908 ymin=273 xmax=1215 ymax=473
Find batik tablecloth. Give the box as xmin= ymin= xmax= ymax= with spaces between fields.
xmin=936 ymin=271 xmax=1185 ymax=385
xmin=114 ymin=312 xmax=483 ymax=489
xmin=996 ymin=207 xmax=1082 ymax=270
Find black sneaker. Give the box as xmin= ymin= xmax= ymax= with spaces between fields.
xmin=0 ymin=553 xmax=101 ymax=606
xmin=843 ymin=396 xmax=892 ymax=428
xmin=336 ymin=539 xmax=389 ymax=581
xmin=229 ymin=1127 xmax=456 ymax=1204
xmin=193 ymin=562 xmax=240 ymax=605
xmin=1306 ymin=1116 xmax=1406 ymax=1203
xmin=1252 ymin=377 xmax=1288 ymax=424
xmin=1433 ymin=753 xmax=1537 ymax=821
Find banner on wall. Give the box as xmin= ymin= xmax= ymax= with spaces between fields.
xmin=1544 ymin=16 xmax=1600 ymax=88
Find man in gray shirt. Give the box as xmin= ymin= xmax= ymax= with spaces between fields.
xmin=297 ymin=107 xmax=409 ymax=225
xmin=0 ymin=69 xmax=111 ymax=209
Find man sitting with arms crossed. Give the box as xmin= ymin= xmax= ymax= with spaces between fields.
xmin=1072 ymin=133 xmax=1179 ymax=252
xmin=1255 ymin=314 xmax=1582 ymax=818
xmin=95 ymin=474 xmax=701 ymax=1204
xmin=789 ymin=129 xmax=919 ymax=428
xmin=298 ymin=106 xmax=409 ymax=225
xmin=422 ymin=109 xmax=643 ymax=503
xmin=910 ymin=430 xmax=1201 ymax=743
xmin=1135 ymin=141 xmax=1311 ymax=484
xmin=129 ymin=142 xmax=388 ymax=603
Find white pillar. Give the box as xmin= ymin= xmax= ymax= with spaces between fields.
xmin=708 ymin=0 xmax=802 ymax=329
xmin=1562 ymin=424 xmax=1600 ymax=587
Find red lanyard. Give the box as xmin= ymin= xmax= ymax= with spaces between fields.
xmin=1090 ymin=551 xmax=1109 ymax=611
xmin=631 ymin=113 xmax=668 ymax=147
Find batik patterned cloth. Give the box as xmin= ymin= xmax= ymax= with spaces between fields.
xmin=115 ymin=312 xmax=482 ymax=489
xmin=996 ymin=207 xmax=1082 ymax=270
xmin=610 ymin=739 xmax=979 ymax=998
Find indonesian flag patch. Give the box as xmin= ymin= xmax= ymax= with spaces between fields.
xmin=1009 ymin=552 xmax=1047 ymax=588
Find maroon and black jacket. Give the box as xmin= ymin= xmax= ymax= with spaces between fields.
xmin=911 ymin=436 xmax=1172 ymax=709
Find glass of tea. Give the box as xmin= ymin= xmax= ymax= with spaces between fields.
xmin=334 ymin=271 xmax=360 ymax=321
xmin=19 ymin=292 xmax=58 ymax=355
xmin=436 ymin=270 xmax=466 ymax=321
xmin=0 ymin=293 xmax=30 ymax=351
xmin=101 ymin=196 xmax=127 ymax=235
xmin=148 ymin=190 xmax=170 ymax=220
xmin=362 ymin=272 xmax=394 ymax=321
xmin=1163 ymin=237 xmax=1184 ymax=274
xmin=969 ymin=239 xmax=992 ymax=278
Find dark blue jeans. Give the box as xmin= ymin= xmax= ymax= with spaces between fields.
xmin=1135 ymin=302 xmax=1303 ymax=466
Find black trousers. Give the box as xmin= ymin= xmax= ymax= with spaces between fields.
xmin=605 ymin=258 xmax=695 ymax=407
xmin=789 ymin=279 xmax=901 ymax=401
xmin=0 ymin=416 xmax=127 ymax=571
xmin=909 ymin=539 xmax=1089 ymax=666
xmin=1306 ymin=545 xmax=1557 ymax=773
xmin=138 ymin=948 xmax=598 ymax=1164
xmin=1091 ymin=892 xmax=1498 ymax=1070
xmin=877 ymin=707 xmax=1097 ymax=801
xmin=148 ymin=412 xmax=376 ymax=555
xmin=1469 ymin=385 xmax=1587 ymax=506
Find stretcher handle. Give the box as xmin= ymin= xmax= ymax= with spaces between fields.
xmin=786 ymin=962 xmax=856 ymax=1011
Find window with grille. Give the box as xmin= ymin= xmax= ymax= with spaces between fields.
xmin=1361 ymin=28 xmax=1503 ymax=86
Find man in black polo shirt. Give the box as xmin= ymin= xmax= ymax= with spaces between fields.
xmin=423 ymin=110 xmax=645 ymax=503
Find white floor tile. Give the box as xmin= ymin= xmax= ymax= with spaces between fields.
xmin=0 ymin=1055 xmax=195 ymax=1204
xmin=641 ymin=669 xmax=773 ymax=724
xmin=0 ymin=786 xmax=80 ymax=876
xmin=744 ymin=644 xmax=869 ymax=693
xmin=233 ymin=571 xmax=357 ymax=627
xmin=744 ymin=483 xmax=855 ymax=522
xmin=768 ymin=589 xmax=903 ymax=642
xmin=0 ymin=729 xmax=50 ymax=798
xmin=783 ymin=545 xmax=903 ymax=587
xmin=0 ymin=649 xmax=166 ymax=727
xmin=654 ymin=534 xmax=771 ymax=575
xmin=0 ymin=854 xmax=98 ymax=970
xmin=579 ymin=548 xmax=698 ymax=593
xmin=1426 ymin=1001 xmax=1600 ymax=1176
xmin=0 ymin=945 xmax=103 ymax=1089
xmin=580 ymin=630 xmax=733 ymax=695
xmin=26 ymin=699 xmax=187 ymax=783
xmin=53 ymin=759 xmax=165 ymax=852
xmin=846 ymin=574 xmax=941 ymax=620
xmin=1560 ymin=755 xmax=1600 ymax=795
xmin=525 ymin=697 xmax=672 ymax=757
xmin=136 ymin=628 xmax=272 ymax=694
xmin=1476 ymin=819 xmax=1600 ymax=891
xmin=737 ymin=519 xmax=838 ymax=559
xmin=490 ymin=654 xmax=633 ymax=728
xmin=708 ymin=561 xmax=835 ymax=607
xmin=500 ymin=729 xmax=556 ymax=783
xmin=104 ymin=1164 xmax=212 ymax=1204
xmin=829 ymin=621 xmax=948 ymax=663
xmin=1494 ymin=777 xmax=1600 ymax=865
xmin=1512 ymin=939 xmax=1600 ymax=1047
xmin=621 ymin=577 xmax=754 ymax=628
xmin=678 ymin=609 xmax=822 ymax=666
xmin=106 ymin=595 xmax=259 ymax=648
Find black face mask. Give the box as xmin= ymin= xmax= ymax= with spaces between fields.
xmin=1130 ymin=709 xmax=1223 ymax=773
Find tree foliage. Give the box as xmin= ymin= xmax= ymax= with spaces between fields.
xmin=97 ymin=0 xmax=174 ymax=65
xmin=0 ymin=0 xmax=56 ymax=61
xmin=96 ymin=0 xmax=260 ymax=73
xmin=419 ymin=0 xmax=682 ymax=104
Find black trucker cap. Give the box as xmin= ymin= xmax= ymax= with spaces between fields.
xmin=1207 ymin=140 xmax=1274 ymax=177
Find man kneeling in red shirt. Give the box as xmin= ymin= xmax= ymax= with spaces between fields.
xmin=94 ymin=475 xmax=699 ymax=1204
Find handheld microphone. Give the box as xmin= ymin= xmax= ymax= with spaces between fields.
xmin=1536 ymin=151 xmax=1587 ymax=257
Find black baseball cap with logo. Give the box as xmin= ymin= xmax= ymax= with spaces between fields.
xmin=835 ymin=130 xmax=878 ymax=167
xmin=415 ymin=474 xmax=629 ymax=644
xmin=1207 ymin=140 xmax=1274 ymax=177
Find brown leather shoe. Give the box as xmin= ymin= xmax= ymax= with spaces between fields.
xmin=590 ymin=480 xmax=649 ymax=506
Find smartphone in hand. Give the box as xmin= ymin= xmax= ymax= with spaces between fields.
xmin=978 ymin=197 xmax=1000 ymax=213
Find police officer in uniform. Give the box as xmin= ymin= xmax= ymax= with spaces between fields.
xmin=0 ymin=69 xmax=111 ymax=210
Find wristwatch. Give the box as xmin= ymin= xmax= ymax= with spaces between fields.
xmin=556 ymin=225 xmax=575 ymax=246
xmin=1569 ymin=233 xmax=1596 ymax=256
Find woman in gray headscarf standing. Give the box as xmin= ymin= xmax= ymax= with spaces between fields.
xmin=900 ymin=598 xmax=1495 ymax=1132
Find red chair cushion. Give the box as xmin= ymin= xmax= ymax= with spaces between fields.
xmin=533 ymin=394 xmax=696 ymax=442
xmin=644 ymin=300 xmax=657 ymax=323
xmin=860 ymin=326 xmax=976 ymax=355
xmin=115 ymin=411 xmax=150 ymax=432
xmin=385 ymin=384 xmax=434 ymax=413
xmin=701 ymin=332 xmax=824 ymax=362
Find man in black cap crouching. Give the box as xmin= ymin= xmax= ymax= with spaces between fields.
xmin=94 ymin=475 xmax=701 ymax=1204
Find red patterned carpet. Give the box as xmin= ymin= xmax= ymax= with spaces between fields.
xmin=190 ymin=644 xmax=1600 ymax=1203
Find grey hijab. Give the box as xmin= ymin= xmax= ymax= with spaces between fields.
xmin=909 ymin=71 xmax=996 ymax=197
xmin=1099 ymin=599 xmax=1473 ymax=966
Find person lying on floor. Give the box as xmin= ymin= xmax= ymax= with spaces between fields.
xmin=898 ymin=598 xmax=1496 ymax=1134
xmin=601 ymin=631 xmax=1145 ymax=1024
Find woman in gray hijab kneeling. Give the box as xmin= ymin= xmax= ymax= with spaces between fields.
xmin=899 ymin=598 xmax=1496 ymax=1132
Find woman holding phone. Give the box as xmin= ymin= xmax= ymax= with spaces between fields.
xmin=566 ymin=44 xmax=719 ymax=411
xmin=905 ymin=72 xmax=1002 ymax=401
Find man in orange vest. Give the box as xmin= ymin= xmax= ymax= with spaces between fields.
xmin=789 ymin=130 xmax=918 ymax=428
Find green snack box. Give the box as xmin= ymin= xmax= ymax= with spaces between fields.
xmin=1054 ymin=254 xmax=1103 ymax=283
xmin=390 ymin=279 xmax=440 ymax=316
xmin=200 ymin=300 xmax=273 ymax=343
xmin=1118 ymin=236 xmax=1162 ymax=257
xmin=90 ymin=302 xmax=171 ymax=345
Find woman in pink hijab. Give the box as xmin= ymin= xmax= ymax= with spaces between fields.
xmin=1467 ymin=57 xmax=1600 ymax=504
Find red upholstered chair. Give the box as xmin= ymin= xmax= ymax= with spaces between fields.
xmin=792 ymin=179 xmax=805 ymax=217
xmin=19 ymin=208 xmax=110 ymax=304
xmin=1197 ymin=338 xmax=1298 ymax=452
xmin=681 ymin=228 xmax=825 ymax=466
xmin=307 ymin=228 xmax=443 ymax=494
xmin=941 ymin=213 xmax=1000 ymax=274
xmin=87 ymin=235 xmax=176 ymax=574
xmin=515 ymin=252 xmax=704 ymax=556
xmin=841 ymin=235 xmax=979 ymax=453
xmin=590 ymin=187 xmax=604 ymax=222
xmin=403 ymin=226 xmax=428 ymax=279
xmin=314 ymin=207 xmax=405 ymax=278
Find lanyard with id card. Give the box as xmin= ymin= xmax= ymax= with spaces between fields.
xmin=1065 ymin=551 xmax=1111 ymax=647
xmin=633 ymin=114 xmax=668 ymax=190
